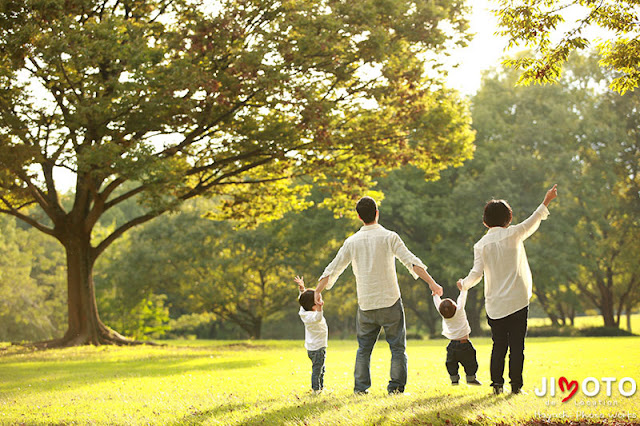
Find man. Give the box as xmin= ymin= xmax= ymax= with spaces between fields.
xmin=315 ymin=196 xmax=443 ymax=394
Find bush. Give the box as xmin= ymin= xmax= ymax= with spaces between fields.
xmin=579 ymin=326 xmax=635 ymax=337
xmin=527 ymin=326 xmax=579 ymax=337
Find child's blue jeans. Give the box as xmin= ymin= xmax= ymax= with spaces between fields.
xmin=307 ymin=347 xmax=326 ymax=391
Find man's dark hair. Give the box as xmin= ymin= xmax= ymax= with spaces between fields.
xmin=356 ymin=196 xmax=377 ymax=224
xmin=299 ymin=289 xmax=316 ymax=311
xmin=439 ymin=298 xmax=457 ymax=319
xmin=483 ymin=199 xmax=513 ymax=228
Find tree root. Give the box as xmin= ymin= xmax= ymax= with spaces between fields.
xmin=20 ymin=323 xmax=163 ymax=350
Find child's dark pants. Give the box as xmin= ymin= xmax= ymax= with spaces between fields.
xmin=446 ymin=340 xmax=478 ymax=382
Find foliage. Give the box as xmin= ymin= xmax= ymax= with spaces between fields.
xmin=95 ymin=198 xmax=356 ymax=339
xmin=1 ymin=338 xmax=640 ymax=424
xmin=0 ymin=216 xmax=65 ymax=341
xmin=0 ymin=0 xmax=474 ymax=344
xmin=495 ymin=0 xmax=640 ymax=93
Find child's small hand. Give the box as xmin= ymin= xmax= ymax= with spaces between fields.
xmin=294 ymin=275 xmax=305 ymax=292
xmin=456 ymin=279 xmax=463 ymax=291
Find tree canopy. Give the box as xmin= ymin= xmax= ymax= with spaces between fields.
xmin=0 ymin=0 xmax=474 ymax=345
xmin=495 ymin=0 xmax=640 ymax=94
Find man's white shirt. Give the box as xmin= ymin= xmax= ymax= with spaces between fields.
xmin=433 ymin=290 xmax=471 ymax=340
xmin=320 ymin=224 xmax=427 ymax=311
xmin=461 ymin=203 xmax=550 ymax=319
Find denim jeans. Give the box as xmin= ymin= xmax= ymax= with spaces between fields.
xmin=445 ymin=340 xmax=478 ymax=382
xmin=307 ymin=347 xmax=326 ymax=391
xmin=487 ymin=306 xmax=528 ymax=390
xmin=355 ymin=298 xmax=407 ymax=394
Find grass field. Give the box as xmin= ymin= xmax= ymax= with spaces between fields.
xmin=1 ymin=337 xmax=640 ymax=425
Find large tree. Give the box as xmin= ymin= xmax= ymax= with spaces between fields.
xmin=495 ymin=0 xmax=640 ymax=94
xmin=0 ymin=0 xmax=474 ymax=345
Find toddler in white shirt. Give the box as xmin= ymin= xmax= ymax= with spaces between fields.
xmin=295 ymin=275 xmax=328 ymax=394
xmin=433 ymin=289 xmax=481 ymax=386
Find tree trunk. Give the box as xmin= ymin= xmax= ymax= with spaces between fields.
xmin=37 ymin=233 xmax=138 ymax=347
xmin=246 ymin=316 xmax=262 ymax=340
xmin=598 ymin=278 xmax=617 ymax=327
xmin=534 ymin=289 xmax=560 ymax=326
xmin=627 ymin=309 xmax=632 ymax=334
xmin=569 ymin=305 xmax=575 ymax=326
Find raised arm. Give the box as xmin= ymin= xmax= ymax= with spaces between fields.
xmin=543 ymin=184 xmax=558 ymax=207
xmin=294 ymin=275 xmax=306 ymax=294
xmin=459 ymin=245 xmax=484 ymax=291
xmin=514 ymin=184 xmax=557 ymax=240
xmin=456 ymin=289 xmax=468 ymax=310
xmin=315 ymin=242 xmax=351 ymax=304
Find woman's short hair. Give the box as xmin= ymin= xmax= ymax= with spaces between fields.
xmin=483 ymin=200 xmax=513 ymax=228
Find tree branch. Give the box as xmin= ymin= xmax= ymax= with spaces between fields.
xmin=93 ymin=212 xmax=161 ymax=259
xmin=0 ymin=200 xmax=56 ymax=237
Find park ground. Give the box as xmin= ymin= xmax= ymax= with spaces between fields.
xmin=1 ymin=334 xmax=640 ymax=425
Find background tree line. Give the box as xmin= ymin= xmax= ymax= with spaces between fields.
xmin=1 ymin=52 xmax=638 ymax=342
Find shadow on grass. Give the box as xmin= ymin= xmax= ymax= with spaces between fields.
xmin=172 ymin=397 xmax=331 ymax=426
xmin=173 ymin=391 xmax=502 ymax=425
xmin=402 ymin=392 xmax=504 ymax=424
xmin=0 ymin=348 xmax=262 ymax=396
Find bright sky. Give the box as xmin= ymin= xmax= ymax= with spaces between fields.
xmin=445 ymin=0 xmax=510 ymax=96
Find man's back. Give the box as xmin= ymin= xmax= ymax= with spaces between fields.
xmin=321 ymin=224 xmax=426 ymax=310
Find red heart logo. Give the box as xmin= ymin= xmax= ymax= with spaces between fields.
xmin=559 ymin=376 xmax=578 ymax=402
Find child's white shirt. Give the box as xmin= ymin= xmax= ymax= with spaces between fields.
xmin=299 ymin=307 xmax=328 ymax=351
xmin=433 ymin=290 xmax=472 ymax=340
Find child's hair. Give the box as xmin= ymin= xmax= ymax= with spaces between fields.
xmin=356 ymin=196 xmax=377 ymax=224
xmin=299 ymin=289 xmax=316 ymax=311
xmin=483 ymin=199 xmax=513 ymax=228
xmin=438 ymin=298 xmax=457 ymax=319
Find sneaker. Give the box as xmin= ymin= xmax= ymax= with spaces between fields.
xmin=492 ymin=385 xmax=503 ymax=395
xmin=388 ymin=389 xmax=404 ymax=395
xmin=512 ymin=387 xmax=527 ymax=395
xmin=451 ymin=381 xmax=459 ymax=386
xmin=354 ymin=390 xmax=369 ymax=396
xmin=467 ymin=379 xmax=482 ymax=386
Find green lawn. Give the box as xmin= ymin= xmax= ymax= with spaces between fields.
xmin=1 ymin=337 xmax=639 ymax=425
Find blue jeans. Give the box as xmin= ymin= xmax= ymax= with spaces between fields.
xmin=355 ymin=298 xmax=407 ymax=393
xmin=307 ymin=347 xmax=326 ymax=391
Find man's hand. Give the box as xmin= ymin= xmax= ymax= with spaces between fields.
xmin=543 ymin=184 xmax=558 ymax=207
xmin=457 ymin=279 xmax=463 ymax=291
xmin=431 ymin=283 xmax=443 ymax=297
xmin=294 ymin=275 xmax=306 ymax=292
